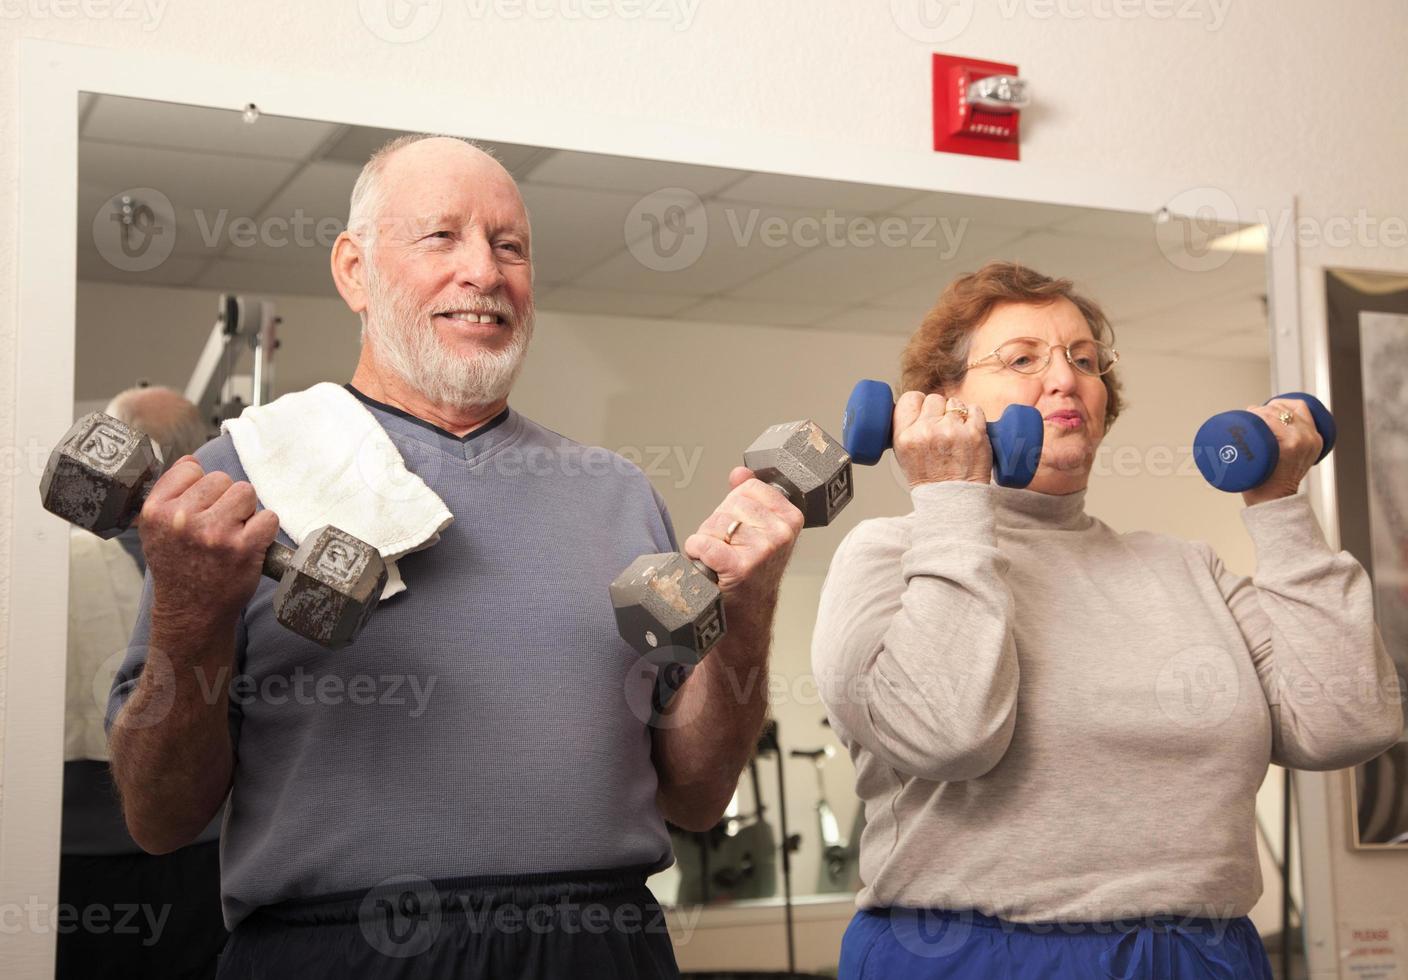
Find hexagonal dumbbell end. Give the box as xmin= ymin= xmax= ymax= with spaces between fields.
xmin=262 ymin=525 xmax=388 ymax=649
xmin=610 ymin=552 xmax=726 ymax=664
xmin=742 ymin=420 xmax=854 ymax=528
xmin=40 ymin=412 xmax=162 ymax=538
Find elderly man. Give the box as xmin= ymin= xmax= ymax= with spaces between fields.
xmin=107 ymin=135 xmax=801 ymax=979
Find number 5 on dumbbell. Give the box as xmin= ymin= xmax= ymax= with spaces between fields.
xmin=41 ymin=412 xmax=387 ymax=650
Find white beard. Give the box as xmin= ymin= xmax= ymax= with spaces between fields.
xmin=361 ymin=260 xmax=534 ymax=413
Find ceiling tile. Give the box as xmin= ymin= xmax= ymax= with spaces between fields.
xmin=575 ymin=201 xmax=828 ymax=297
xmin=83 ymin=94 xmax=338 ymax=160
xmin=318 ymin=126 xmax=549 ymax=177
xmin=79 ymin=145 xmax=301 ymax=259
xmin=1047 ymin=208 xmax=1165 ymax=240
xmin=981 ymin=229 xmax=1163 ymax=283
xmin=519 ymin=183 xmax=658 ymax=282
xmin=893 ymin=191 xmax=1083 ymax=231
xmin=1079 ymin=254 xmax=1267 ymax=325
xmin=716 ymin=173 xmax=921 ymax=214
xmin=522 ymin=149 xmax=745 ymax=197
xmin=672 ymin=297 xmax=838 ymax=328
xmin=536 ymin=285 xmax=699 ymax=318
xmin=724 ymin=221 xmax=1019 ymax=307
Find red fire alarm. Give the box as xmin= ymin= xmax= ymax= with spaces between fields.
xmin=933 ymin=54 xmax=1028 ymax=161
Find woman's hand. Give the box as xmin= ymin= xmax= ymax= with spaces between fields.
xmin=892 ymin=391 xmax=992 ymax=489
xmin=1240 ymin=398 xmax=1324 ymax=507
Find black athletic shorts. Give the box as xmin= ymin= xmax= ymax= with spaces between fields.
xmin=215 ymin=864 xmax=682 ymax=979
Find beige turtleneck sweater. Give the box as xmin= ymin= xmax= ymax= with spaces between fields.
xmin=811 ymin=481 xmax=1403 ymax=924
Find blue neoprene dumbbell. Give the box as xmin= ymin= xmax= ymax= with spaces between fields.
xmin=1193 ymin=392 xmax=1337 ymax=493
xmin=841 ymin=380 xmax=1045 ymax=489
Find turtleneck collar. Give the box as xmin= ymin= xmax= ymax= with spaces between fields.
xmin=991 ymin=484 xmax=1093 ymax=531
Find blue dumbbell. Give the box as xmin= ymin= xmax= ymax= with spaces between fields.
xmin=841 ymin=380 xmax=1045 ymax=489
xmin=1193 ymin=392 xmax=1337 ymax=493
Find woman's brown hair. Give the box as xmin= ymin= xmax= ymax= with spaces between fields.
xmin=899 ymin=261 xmax=1124 ymax=430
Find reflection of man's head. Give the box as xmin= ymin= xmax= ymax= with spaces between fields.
xmin=347 ymin=135 xmax=535 ymax=413
xmin=104 ymin=385 xmax=206 ymax=477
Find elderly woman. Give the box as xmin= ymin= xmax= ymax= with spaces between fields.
xmin=813 ymin=261 xmax=1404 ymax=978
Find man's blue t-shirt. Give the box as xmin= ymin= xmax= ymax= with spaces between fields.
xmin=109 ymin=386 xmax=681 ymax=929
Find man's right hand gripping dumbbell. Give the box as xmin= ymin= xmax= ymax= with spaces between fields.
xmin=41 ymin=412 xmax=387 ymax=649
xmin=609 ymin=418 xmax=853 ymax=696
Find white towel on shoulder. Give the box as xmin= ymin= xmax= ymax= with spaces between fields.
xmin=221 ymin=382 xmax=453 ymax=600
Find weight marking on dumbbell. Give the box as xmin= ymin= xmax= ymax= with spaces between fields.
xmin=81 ymin=420 xmax=134 ymax=466
xmin=694 ymin=605 xmax=723 ymax=652
xmin=825 ymin=469 xmax=852 ymax=512
xmin=1227 ymin=424 xmax=1254 ymax=461
xmin=1219 ymin=445 xmax=1238 ymax=464
xmin=313 ymin=534 xmax=365 ymax=587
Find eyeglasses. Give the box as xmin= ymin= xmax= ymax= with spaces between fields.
xmin=967 ymin=337 xmax=1120 ymax=377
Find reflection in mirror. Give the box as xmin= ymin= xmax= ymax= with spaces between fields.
xmin=1323 ymin=270 xmax=1408 ymax=852
xmin=70 ymin=93 xmax=1290 ymax=975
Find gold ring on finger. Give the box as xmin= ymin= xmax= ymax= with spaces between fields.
xmin=1277 ymin=410 xmax=1294 ymax=426
xmin=723 ymin=519 xmax=742 ymax=545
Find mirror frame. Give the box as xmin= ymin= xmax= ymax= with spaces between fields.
xmin=7 ymin=35 xmax=1328 ymax=975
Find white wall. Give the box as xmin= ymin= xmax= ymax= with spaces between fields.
xmin=7 ymin=3 xmax=1408 ymax=974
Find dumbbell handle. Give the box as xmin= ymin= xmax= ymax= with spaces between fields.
xmin=690 ymin=558 xmax=719 ymax=584
xmin=263 ymin=540 xmax=296 ymax=582
xmin=764 ymin=480 xmax=798 ymax=508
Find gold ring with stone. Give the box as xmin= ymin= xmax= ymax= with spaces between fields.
xmin=1277 ymin=410 xmax=1294 ymax=426
xmin=724 ymin=519 xmax=742 ymax=544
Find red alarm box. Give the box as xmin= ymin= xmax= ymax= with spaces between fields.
xmin=933 ymin=54 xmax=1026 ymax=161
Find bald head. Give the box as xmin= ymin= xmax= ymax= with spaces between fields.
xmin=347 ymin=134 xmax=527 ymax=244
xmin=104 ymin=386 xmax=208 ymax=474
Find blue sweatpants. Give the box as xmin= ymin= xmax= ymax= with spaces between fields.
xmin=839 ymin=906 xmax=1275 ymax=979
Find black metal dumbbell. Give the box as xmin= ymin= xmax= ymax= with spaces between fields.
xmin=41 ymin=412 xmax=387 ymax=650
xmin=610 ymin=419 xmax=853 ymax=675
